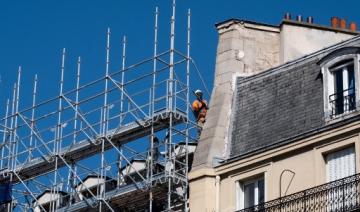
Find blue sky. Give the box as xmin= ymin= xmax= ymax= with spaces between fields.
xmin=1 ymin=0 xmax=360 ymax=110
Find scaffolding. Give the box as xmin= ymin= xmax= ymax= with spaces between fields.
xmin=0 ymin=1 xmax=204 ymax=211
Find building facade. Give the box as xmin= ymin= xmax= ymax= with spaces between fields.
xmin=189 ymin=16 xmax=360 ymax=211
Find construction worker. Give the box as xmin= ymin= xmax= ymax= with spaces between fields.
xmin=146 ymin=135 xmax=161 ymax=177
xmin=192 ymin=89 xmax=209 ymax=130
xmin=149 ymin=136 xmax=160 ymax=162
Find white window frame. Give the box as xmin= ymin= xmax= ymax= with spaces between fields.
xmin=236 ymin=175 xmax=265 ymax=210
xmin=321 ymin=54 xmax=360 ymax=119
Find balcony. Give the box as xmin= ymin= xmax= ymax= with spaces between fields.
xmin=237 ymin=173 xmax=360 ymax=212
xmin=329 ymin=88 xmax=356 ymax=117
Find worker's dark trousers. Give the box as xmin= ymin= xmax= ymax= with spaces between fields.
xmin=197 ymin=117 xmax=205 ymax=139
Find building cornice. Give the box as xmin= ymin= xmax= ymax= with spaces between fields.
xmin=215 ymin=18 xmax=280 ymax=34
xmin=188 ymin=167 xmax=216 ymax=181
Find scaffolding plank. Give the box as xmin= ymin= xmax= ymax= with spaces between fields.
xmin=0 ymin=110 xmax=186 ymax=183
xmin=57 ymin=174 xmax=166 ymax=212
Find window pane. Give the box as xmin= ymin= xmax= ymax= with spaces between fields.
xmin=258 ymin=179 xmax=265 ymax=204
xmin=348 ymin=64 xmax=355 ymax=89
xmin=347 ymin=65 xmax=356 ymax=110
xmin=334 ymin=70 xmax=344 ymax=114
xmin=334 ymin=70 xmax=343 ymax=95
xmin=244 ymin=183 xmax=255 ymax=208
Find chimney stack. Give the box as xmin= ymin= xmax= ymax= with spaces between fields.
xmin=331 ymin=17 xmax=340 ymax=28
xmin=306 ymin=16 xmax=314 ymax=24
xmin=296 ymin=15 xmax=302 ymax=22
xmin=284 ymin=12 xmax=291 ymax=20
xmin=350 ymin=22 xmax=357 ymax=31
xmin=340 ymin=18 xmax=347 ymax=29
xmin=283 ymin=14 xmax=356 ymax=31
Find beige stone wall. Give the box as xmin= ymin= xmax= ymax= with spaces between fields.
xmin=189 ymin=23 xmax=281 ymax=211
xmin=280 ymin=23 xmax=355 ymax=63
xmin=216 ymin=123 xmax=360 ymax=212
xmin=189 ymin=176 xmax=217 ymax=212
xmin=192 ymin=21 xmax=281 ymax=170
xmin=190 ymin=120 xmax=360 ymax=212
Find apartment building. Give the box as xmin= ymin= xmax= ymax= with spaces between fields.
xmin=189 ymin=15 xmax=360 ymax=211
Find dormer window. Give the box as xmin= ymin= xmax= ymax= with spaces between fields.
xmin=329 ymin=59 xmax=356 ymax=116
xmin=319 ymin=47 xmax=360 ymax=120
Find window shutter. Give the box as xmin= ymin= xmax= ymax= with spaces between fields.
xmin=326 ymin=147 xmax=355 ymax=182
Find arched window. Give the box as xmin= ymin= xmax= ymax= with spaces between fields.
xmin=319 ymin=47 xmax=360 ymax=119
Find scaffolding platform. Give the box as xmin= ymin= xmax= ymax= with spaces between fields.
xmin=0 ymin=110 xmax=186 ymax=184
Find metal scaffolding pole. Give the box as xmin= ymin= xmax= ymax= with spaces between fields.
xmin=13 ymin=67 xmax=21 ymax=171
xmin=117 ymin=35 xmax=126 ymax=188
xmin=29 ymin=75 xmax=38 ymax=162
xmin=8 ymin=84 xmax=16 ymax=172
xmin=100 ymin=28 xmax=111 ymax=212
xmin=120 ymin=36 xmax=126 ymax=126
xmin=185 ymin=8 xmax=191 ymax=212
xmin=167 ymin=0 xmax=176 ymax=211
xmin=149 ymin=6 xmax=159 ymax=212
xmin=73 ymin=57 xmax=81 ymax=145
xmin=1 ymin=99 xmax=10 ymax=170
xmin=68 ymin=56 xmax=81 ymax=204
xmin=52 ymin=48 xmax=66 ymax=212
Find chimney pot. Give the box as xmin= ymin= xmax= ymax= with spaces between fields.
xmin=306 ymin=16 xmax=314 ymax=24
xmin=340 ymin=18 xmax=347 ymax=29
xmin=284 ymin=12 xmax=291 ymax=20
xmin=350 ymin=22 xmax=357 ymax=31
xmin=331 ymin=17 xmax=339 ymax=28
xmin=296 ymin=15 xmax=302 ymax=22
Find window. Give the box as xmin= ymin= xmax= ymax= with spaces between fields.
xmin=326 ymin=147 xmax=356 ymax=182
xmin=325 ymin=147 xmax=356 ymax=210
xmin=320 ymin=47 xmax=360 ymax=120
xmin=329 ymin=60 xmax=356 ymax=116
xmin=236 ymin=176 xmax=265 ymax=210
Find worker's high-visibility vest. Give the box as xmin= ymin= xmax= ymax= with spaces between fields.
xmin=192 ymin=99 xmax=208 ymax=120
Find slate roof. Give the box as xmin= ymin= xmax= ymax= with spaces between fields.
xmin=229 ymin=36 xmax=360 ymax=159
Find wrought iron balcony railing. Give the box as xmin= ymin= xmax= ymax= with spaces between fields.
xmin=236 ymin=173 xmax=360 ymax=212
xmin=329 ymin=88 xmax=356 ymax=117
